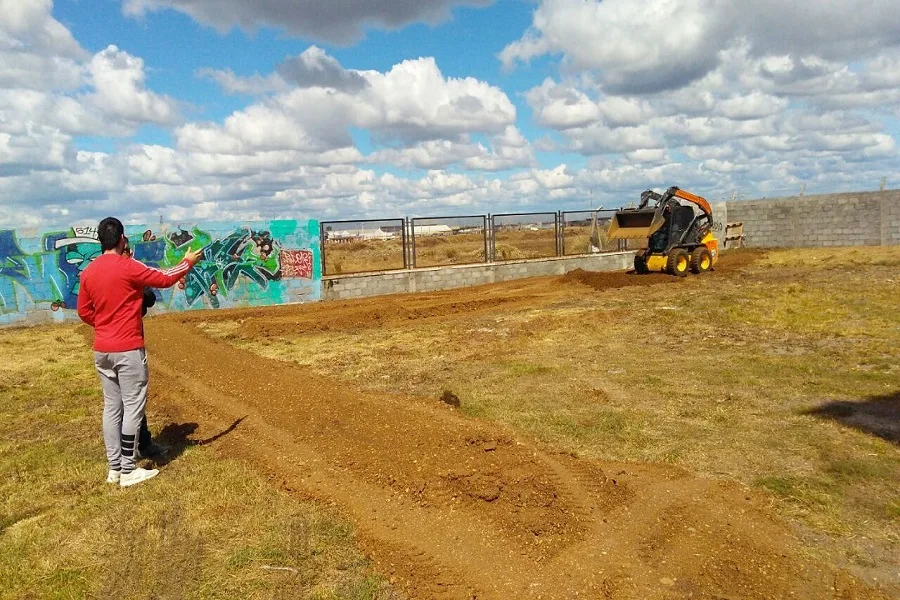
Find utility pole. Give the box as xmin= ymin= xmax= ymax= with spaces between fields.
xmin=799 ymin=183 xmax=806 ymax=196
xmin=880 ymin=176 xmax=886 ymax=191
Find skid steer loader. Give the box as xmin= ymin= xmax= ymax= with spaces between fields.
xmin=607 ymin=187 xmax=719 ymax=277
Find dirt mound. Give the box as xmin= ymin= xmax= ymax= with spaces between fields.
xmin=713 ymin=247 xmax=768 ymax=272
xmin=145 ymin=314 xmax=887 ymax=600
xmin=561 ymin=268 xmax=675 ymax=290
xmin=174 ymin=277 xmax=561 ymax=339
xmin=562 ymin=249 xmax=766 ymax=291
xmin=170 ymin=248 xmax=766 ymax=341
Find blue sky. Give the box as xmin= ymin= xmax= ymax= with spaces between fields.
xmin=54 ymin=0 xmax=554 ymax=156
xmin=1 ymin=0 xmax=898 ymax=227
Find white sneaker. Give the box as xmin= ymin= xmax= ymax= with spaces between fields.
xmin=119 ymin=467 xmax=159 ymax=488
xmin=106 ymin=470 xmax=121 ymax=484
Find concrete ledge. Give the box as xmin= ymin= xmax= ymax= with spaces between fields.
xmin=322 ymin=251 xmax=635 ymax=301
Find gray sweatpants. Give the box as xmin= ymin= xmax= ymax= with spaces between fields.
xmin=93 ymin=349 xmax=149 ymax=474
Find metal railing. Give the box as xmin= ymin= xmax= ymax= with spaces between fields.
xmin=490 ymin=212 xmax=559 ymax=262
xmin=410 ymin=215 xmax=488 ymax=269
xmin=321 ymin=208 xmax=634 ymax=276
xmin=560 ymin=209 xmax=624 ymax=256
xmin=320 ymin=218 xmax=405 ymax=276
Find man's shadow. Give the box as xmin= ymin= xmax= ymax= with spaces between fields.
xmin=803 ymin=391 xmax=899 ymax=445
xmin=148 ymin=416 xmax=246 ymax=467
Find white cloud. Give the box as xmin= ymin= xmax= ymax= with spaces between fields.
xmin=519 ymin=30 xmax=899 ymax=181
xmin=463 ymin=126 xmax=537 ymax=171
xmin=122 ymin=0 xmax=494 ymax=45
xmin=180 ymin=52 xmax=516 ymax=157
xmin=199 ymin=47 xmax=372 ymax=96
xmin=85 ymin=45 xmax=180 ymax=126
xmin=0 ymin=0 xmax=86 ymax=58
xmin=277 ymin=46 xmax=370 ymax=92
xmin=501 ymin=0 xmax=728 ymax=93
xmin=532 ymin=164 xmax=574 ymax=189
xmin=197 ymin=68 xmax=287 ymax=95
xmin=717 ymin=92 xmax=788 ymax=121
xmin=625 ymin=148 xmax=669 ymax=163
xmin=369 ymin=139 xmax=483 ymax=170
xmin=568 ymin=123 xmax=661 ymax=154
xmin=502 ymin=0 xmax=900 ymax=94
xmin=525 ymin=79 xmax=599 ymax=130
xmin=0 ymin=0 xmax=86 ymax=92
xmin=361 ymin=57 xmax=516 ymax=140
xmin=0 ymin=124 xmax=70 ymax=175
xmin=0 ymin=0 xmax=182 ymax=168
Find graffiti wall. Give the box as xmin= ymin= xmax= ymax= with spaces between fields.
xmin=0 ymin=220 xmax=321 ymax=327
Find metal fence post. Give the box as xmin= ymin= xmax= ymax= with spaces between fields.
xmin=401 ymin=217 xmax=408 ymax=269
xmin=319 ymin=221 xmax=327 ymax=276
xmin=556 ymin=211 xmax=562 ymax=257
xmin=410 ymin=218 xmax=417 ymax=269
xmin=486 ymin=214 xmax=493 ymax=263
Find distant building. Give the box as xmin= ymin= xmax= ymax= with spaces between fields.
xmin=326 ymin=227 xmax=397 ymax=241
xmin=414 ymin=224 xmax=454 ymax=236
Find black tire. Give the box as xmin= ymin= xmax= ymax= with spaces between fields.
xmin=690 ymin=247 xmax=713 ymax=274
xmin=634 ymin=254 xmax=650 ymax=274
xmin=666 ymin=249 xmax=689 ymax=277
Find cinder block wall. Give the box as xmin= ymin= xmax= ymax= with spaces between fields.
xmin=323 ymin=252 xmax=635 ymax=301
xmin=726 ymin=189 xmax=900 ymax=248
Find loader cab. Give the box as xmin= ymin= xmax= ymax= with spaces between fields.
xmin=648 ymin=201 xmax=695 ymax=253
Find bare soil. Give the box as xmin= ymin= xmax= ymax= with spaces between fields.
xmin=145 ymin=250 xmax=889 ymax=599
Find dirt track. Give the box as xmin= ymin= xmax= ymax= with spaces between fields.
xmin=145 ymin=254 xmax=888 ymax=599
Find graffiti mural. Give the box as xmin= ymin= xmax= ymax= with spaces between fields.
xmin=0 ymin=219 xmax=321 ymax=327
xmin=163 ymin=227 xmax=284 ymax=308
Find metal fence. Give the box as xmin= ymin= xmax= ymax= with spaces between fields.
xmin=410 ymin=215 xmax=487 ymax=268
xmin=320 ymin=208 xmax=635 ymax=276
xmin=320 ymin=218 xmax=406 ymax=276
xmin=559 ymin=209 xmax=636 ymax=255
xmin=491 ymin=212 xmax=558 ymax=261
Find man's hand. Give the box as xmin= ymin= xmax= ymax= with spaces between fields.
xmin=184 ymin=247 xmax=203 ymax=266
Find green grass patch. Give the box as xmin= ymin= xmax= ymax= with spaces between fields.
xmin=505 ymin=361 xmax=554 ymax=376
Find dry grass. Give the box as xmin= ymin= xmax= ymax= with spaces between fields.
xmin=0 ymin=326 xmax=394 ymax=600
xmin=412 ymin=232 xmax=487 ymax=267
xmin=224 ymin=246 xmax=900 ymax=587
xmin=493 ymin=229 xmax=556 ymax=260
xmin=324 ymin=239 xmax=405 ymax=275
xmin=562 ymin=226 xmax=597 ymax=256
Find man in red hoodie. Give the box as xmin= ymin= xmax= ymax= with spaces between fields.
xmin=78 ymin=217 xmax=202 ymax=487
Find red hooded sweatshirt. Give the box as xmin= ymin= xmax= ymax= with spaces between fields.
xmin=77 ymin=254 xmax=192 ymax=352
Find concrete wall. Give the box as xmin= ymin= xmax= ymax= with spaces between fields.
xmin=710 ymin=201 xmax=728 ymax=239
xmin=0 ymin=220 xmax=321 ymax=327
xmin=322 ymin=251 xmax=634 ymax=301
xmin=726 ymin=189 xmax=900 ymax=248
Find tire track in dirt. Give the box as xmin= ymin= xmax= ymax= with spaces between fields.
xmin=145 ymin=300 xmax=888 ymax=599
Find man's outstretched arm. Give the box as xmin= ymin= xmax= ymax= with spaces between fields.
xmin=129 ymin=248 xmax=202 ymax=289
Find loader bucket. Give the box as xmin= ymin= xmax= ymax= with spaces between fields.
xmin=606 ymin=208 xmax=665 ymax=240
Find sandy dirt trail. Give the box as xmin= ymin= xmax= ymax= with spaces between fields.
xmin=145 ymin=258 xmax=887 ymax=599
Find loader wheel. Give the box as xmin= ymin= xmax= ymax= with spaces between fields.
xmin=690 ymin=247 xmax=713 ymax=273
xmin=666 ymin=249 xmax=689 ymax=277
xmin=634 ymin=254 xmax=650 ymax=274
